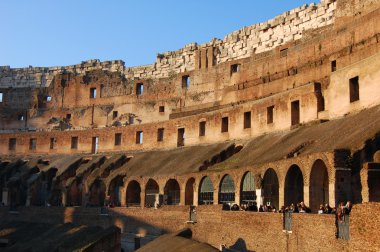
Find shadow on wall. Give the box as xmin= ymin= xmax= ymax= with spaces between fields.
xmin=227 ymin=238 xmax=255 ymax=252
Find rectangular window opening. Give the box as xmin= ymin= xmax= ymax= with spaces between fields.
xmin=280 ymin=48 xmax=288 ymax=57
xmin=17 ymin=115 xmax=24 ymax=121
xmin=115 ymin=133 xmax=122 ymax=146
xmin=29 ymin=138 xmax=37 ymax=150
xmin=244 ymin=111 xmax=251 ymax=129
xmin=0 ymin=92 xmax=3 ymax=103
xmin=113 ymin=111 xmax=118 ymax=120
xmin=71 ymin=137 xmax=78 ymax=149
xmin=231 ymin=64 xmax=240 ymax=75
xmin=331 ymin=60 xmax=337 ymax=72
xmin=50 ymin=137 xmax=57 ymax=150
xmin=90 ymin=88 xmax=97 ymax=99
xmin=221 ymin=117 xmax=229 ymax=133
xmin=66 ymin=114 xmax=72 ymax=120
xmin=136 ymin=83 xmax=144 ymax=96
xmin=46 ymin=96 xmax=52 ymax=102
xmin=129 ymin=116 xmax=134 ymax=125
xmin=159 ymin=106 xmax=165 ymax=113
xmin=182 ymin=75 xmax=190 ymax=89
xmin=267 ymin=106 xmax=274 ymax=124
xmin=349 ymin=76 xmax=359 ymax=103
xmin=291 ymin=100 xmax=300 ymax=126
xmin=157 ymin=128 xmax=164 ymax=142
xmin=8 ymin=138 xmax=16 ymax=151
xmin=136 ymin=131 xmax=143 ymax=144
xmin=177 ymin=128 xmax=185 ymax=147
xmin=199 ymin=121 xmax=206 ymax=137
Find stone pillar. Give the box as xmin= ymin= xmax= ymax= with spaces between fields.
xmin=61 ymin=189 xmax=67 ymax=207
xmin=256 ymin=189 xmax=263 ymax=209
xmin=279 ymin=186 xmax=285 ymax=208
xmin=120 ymin=187 xmax=126 ymax=207
xmin=360 ymin=163 xmax=369 ymax=203
xmin=2 ymin=188 xmax=8 ymax=206
xmin=235 ymin=189 xmax=240 ymax=205
xmin=329 ymin=183 xmax=336 ymax=207
xmin=179 ymin=188 xmax=185 ymax=206
xmin=213 ymin=190 xmax=219 ymax=205
xmin=140 ymin=189 xmax=145 ymax=208
xmin=303 ymin=185 xmax=310 ymax=207
xmin=193 ymin=186 xmax=198 ymax=206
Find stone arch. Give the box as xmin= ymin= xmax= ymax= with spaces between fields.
xmin=309 ymin=159 xmax=329 ymax=212
xmin=219 ymin=174 xmax=235 ymax=204
xmin=198 ymin=176 xmax=214 ymax=205
xmin=263 ymin=168 xmax=279 ymax=209
xmin=108 ymin=175 xmax=124 ymax=207
xmin=240 ymin=171 xmax=256 ymax=204
xmin=285 ymin=165 xmax=304 ymax=207
xmin=164 ymin=179 xmax=180 ymax=205
xmin=145 ymin=179 xmax=159 ymax=207
xmin=88 ymin=178 xmax=106 ymax=207
xmin=185 ymin=177 xmax=195 ymax=205
xmin=126 ymin=180 xmax=141 ymax=206
xmin=374 ymin=150 xmax=380 ymax=163
xmin=67 ymin=178 xmax=83 ymax=206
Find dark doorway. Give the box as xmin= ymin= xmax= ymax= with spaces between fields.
xmin=177 ymin=128 xmax=185 ymax=147
xmin=219 ymin=174 xmax=235 ymax=204
xmin=126 ymin=180 xmax=141 ymax=207
xmin=310 ymin=160 xmax=329 ymax=212
xmin=185 ymin=178 xmax=195 ymax=205
xmin=164 ymin=179 xmax=180 ymax=205
xmin=263 ymin=168 xmax=279 ymax=209
xmin=145 ymin=179 xmax=159 ymax=207
xmin=199 ymin=176 xmax=214 ymax=205
xmin=285 ymin=165 xmax=304 ymax=206
xmin=291 ymin=100 xmax=300 ymax=126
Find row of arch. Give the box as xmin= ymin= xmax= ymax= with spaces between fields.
xmin=66 ymin=159 xmax=329 ymax=212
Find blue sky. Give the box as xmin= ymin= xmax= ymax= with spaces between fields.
xmin=0 ymin=0 xmax=315 ymax=68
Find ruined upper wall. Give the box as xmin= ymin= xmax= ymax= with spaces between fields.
xmin=0 ymin=0 xmax=336 ymax=88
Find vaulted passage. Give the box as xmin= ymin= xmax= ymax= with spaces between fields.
xmin=263 ymin=168 xmax=279 ymax=209
xmin=164 ymin=179 xmax=180 ymax=205
xmin=199 ymin=176 xmax=214 ymax=205
xmin=67 ymin=178 xmax=83 ymax=206
xmin=285 ymin=165 xmax=304 ymax=206
xmin=185 ymin=178 xmax=195 ymax=205
xmin=108 ymin=175 xmax=124 ymax=206
xmin=219 ymin=174 xmax=235 ymax=204
xmin=310 ymin=159 xmax=329 ymax=212
xmin=145 ymin=179 xmax=159 ymax=207
xmin=88 ymin=179 xmax=106 ymax=207
xmin=240 ymin=172 xmax=256 ymax=204
xmin=126 ymin=180 xmax=141 ymax=206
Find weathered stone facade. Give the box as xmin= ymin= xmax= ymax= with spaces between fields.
xmin=1 ymin=0 xmax=380 ymax=251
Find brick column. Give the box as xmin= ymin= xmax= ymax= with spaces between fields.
xmin=140 ymin=189 xmax=145 ymax=208
xmin=120 ymin=187 xmax=126 ymax=207
xmin=303 ymin=185 xmax=310 ymax=207
xmin=360 ymin=163 xmax=369 ymax=203
xmin=213 ymin=190 xmax=219 ymax=205
xmin=179 ymin=188 xmax=185 ymax=206
xmin=279 ymin=186 xmax=285 ymax=208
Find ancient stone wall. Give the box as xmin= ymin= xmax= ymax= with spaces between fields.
xmin=1 ymin=203 xmax=379 ymax=251
xmin=0 ymin=0 xmax=336 ymax=86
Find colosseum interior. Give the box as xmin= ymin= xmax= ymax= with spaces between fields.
xmin=1 ymin=0 xmax=380 ymax=251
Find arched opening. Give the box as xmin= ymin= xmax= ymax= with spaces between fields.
xmin=88 ymin=179 xmax=106 ymax=207
xmin=67 ymin=178 xmax=82 ymax=206
xmin=185 ymin=178 xmax=195 ymax=205
xmin=310 ymin=159 xmax=329 ymax=212
xmin=198 ymin=176 xmax=214 ymax=205
xmin=263 ymin=168 xmax=279 ymax=209
xmin=240 ymin=172 xmax=256 ymax=204
xmin=126 ymin=180 xmax=141 ymax=207
xmin=219 ymin=174 xmax=235 ymax=204
xmin=285 ymin=165 xmax=304 ymax=207
xmin=145 ymin=179 xmax=159 ymax=207
xmin=164 ymin=179 xmax=180 ymax=205
xmin=108 ymin=175 xmax=124 ymax=207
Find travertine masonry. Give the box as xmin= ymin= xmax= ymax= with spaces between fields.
xmin=0 ymin=0 xmax=336 ymax=86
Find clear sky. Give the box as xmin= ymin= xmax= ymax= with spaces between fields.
xmin=0 ymin=0 xmax=315 ymax=68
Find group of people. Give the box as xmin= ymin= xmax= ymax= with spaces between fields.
xmin=222 ymin=200 xmax=353 ymax=216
